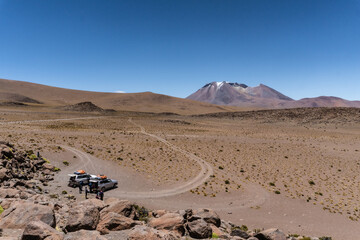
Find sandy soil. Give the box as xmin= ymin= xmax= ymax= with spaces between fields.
xmin=0 ymin=107 xmax=359 ymax=239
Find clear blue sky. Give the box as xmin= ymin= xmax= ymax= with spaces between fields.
xmin=0 ymin=0 xmax=359 ymax=100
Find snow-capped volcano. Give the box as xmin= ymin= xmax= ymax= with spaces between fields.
xmin=187 ymin=81 xmax=360 ymax=108
xmin=187 ymin=81 xmax=293 ymax=107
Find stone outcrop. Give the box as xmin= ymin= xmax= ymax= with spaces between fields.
xmin=0 ymin=142 xmax=57 ymax=191
xmin=21 ymin=221 xmax=64 ymax=240
xmin=148 ymin=212 xmax=185 ymax=236
xmin=186 ymin=219 xmax=212 ymax=239
xmin=65 ymin=201 xmax=100 ymax=232
xmin=63 ymin=230 xmax=107 ymax=240
xmin=0 ymin=202 xmax=55 ymax=229
xmin=255 ymin=228 xmax=287 ymax=240
xmin=96 ymin=212 xmax=137 ymax=234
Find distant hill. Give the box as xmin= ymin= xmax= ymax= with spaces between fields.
xmin=0 ymin=78 xmax=239 ymax=115
xmin=187 ymin=81 xmax=360 ymax=108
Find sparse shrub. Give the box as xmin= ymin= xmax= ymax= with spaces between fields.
xmin=29 ymin=154 xmax=37 ymax=160
xmin=253 ymin=229 xmax=261 ymax=234
xmin=0 ymin=205 xmax=4 ymax=215
xmin=240 ymin=225 xmax=248 ymax=232
xmin=66 ymin=195 xmax=76 ymax=200
xmin=49 ymin=194 xmax=58 ymax=199
xmin=53 ymin=167 xmax=61 ymax=172
xmin=225 ymin=180 xmax=230 ymax=184
xmin=274 ymin=190 xmax=281 ymax=194
xmin=319 ymin=237 xmax=332 ymax=240
xmin=309 ymin=180 xmax=315 ymax=186
xmin=212 ymin=233 xmax=219 ymax=238
xmin=269 ymin=182 xmax=275 ymax=187
xmin=63 ymin=161 xmax=69 ymax=166
xmin=300 ymin=237 xmax=311 ymax=240
xmin=61 ymin=190 xmax=67 ymax=195
xmin=134 ymin=205 xmax=149 ymax=222
xmin=289 ymin=234 xmax=300 ymax=237
xmin=218 ymin=166 xmax=224 ymax=170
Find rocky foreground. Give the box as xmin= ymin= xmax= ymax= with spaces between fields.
xmin=0 ymin=142 xmax=332 ymax=240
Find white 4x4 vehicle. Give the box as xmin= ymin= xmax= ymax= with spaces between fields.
xmin=68 ymin=173 xmax=91 ymax=187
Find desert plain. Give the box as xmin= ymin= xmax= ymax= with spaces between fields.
xmin=1 ymin=104 xmax=360 ymax=240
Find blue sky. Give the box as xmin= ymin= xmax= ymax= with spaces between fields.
xmin=0 ymin=0 xmax=359 ymax=100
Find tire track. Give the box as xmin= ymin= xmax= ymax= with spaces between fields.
xmin=0 ymin=117 xmax=100 ymax=125
xmin=111 ymin=118 xmax=214 ymax=198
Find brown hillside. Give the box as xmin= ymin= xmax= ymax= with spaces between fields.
xmin=0 ymin=78 xmax=241 ymax=114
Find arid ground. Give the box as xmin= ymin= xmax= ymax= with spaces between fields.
xmin=1 ymin=105 xmax=359 ymax=239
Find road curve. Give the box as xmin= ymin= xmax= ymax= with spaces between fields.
xmin=112 ymin=118 xmax=214 ymax=198
xmin=57 ymin=118 xmax=214 ymax=198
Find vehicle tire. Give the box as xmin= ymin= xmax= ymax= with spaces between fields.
xmin=101 ymin=187 xmax=105 ymax=191
xmin=113 ymin=183 xmax=117 ymax=189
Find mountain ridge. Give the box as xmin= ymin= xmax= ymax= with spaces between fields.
xmin=187 ymin=81 xmax=360 ymax=108
xmin=0 ymin=78 xmax=241 ymax=115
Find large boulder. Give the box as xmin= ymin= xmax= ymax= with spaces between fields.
xmin=148 ymin=212 xmax=185 ymax=236
xmin=65 ymin=201 xmax=100 ymax=232
xmin=186 ymin=219 xmax=212 ymax=239
xmin=0 ymin=202 xmax=55 ymax=228
xmin=128 ymin=225 xmax=178 ymax=240
xmin=64 ymin=230 xmax=107 ymax=240
xmin=100 ymin=199 xmax=136 ymax=219
xmin=21 ymin=221 xmax=64 ymax=240
xmin=96 ymin=212 xmax=137 ymax=234
xmin=192 ymin=208 xmax=221 ymax=227
xmin=254 ymin=228 xmax=286 ymax=240
xmin=230 ymin=228 xmax=250 ymax=239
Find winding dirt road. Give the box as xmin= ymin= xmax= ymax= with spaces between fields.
xmin=0 ymin=116 xmax=100 ymax=125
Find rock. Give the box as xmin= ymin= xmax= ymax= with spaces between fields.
xmin=0 ymin=228 xmax=24 ymax=239
xmin=100 ymin=199 xmax=136 ymax=219
xmin=78 ymin=199 xmax=106 ymax=211
xmin=102 ymin=230 xmax=132 ymax=240
xmin=186 ymin=219 xmax=212 ymax=239
xmin=64 ymin=230 xmax=107 ymax=240
xmin=65 ymin=201 xmax=100 ymax=232
xmin=0 ymin=188 xmax=20 ymax=198
xmin=153 ymin=210 xmax=167 ymax=218
xmin=211 ymin=225 xmax=229 ymax=239
xmin=0 ymin=198 xmax=15 ymax=210
xmin=1 ymin=146 xmax=14 ymax=158
xmin=0 ymin=168 xmax=9 ymax=182
xmin=128 ymin=225 xmax=178 ymax=240
xmin=0 ymin=202 xmax=55 ymax=228
xmin=254 ymin=228 xmax=286 ymax=240
xmin=42 ymin=163 xmax=55 ymax=171
xmin=248 ymin=237 xmax=259 ymax=240
xmin=96 ymin=212 xmax=137 ymax=234
xmin=192 ymin=209 xmax=221 ymax=227
xmin=230 ymin=228 xmax=250 ymax=239
xmin=148 ymin=212 xmax=185 ymax=236
xmin=21 ymin=221 xmax=64 ymax=240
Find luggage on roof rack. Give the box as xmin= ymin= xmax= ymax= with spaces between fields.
xmin=74 ymin=170 xmax=86 ymax=174
xmin=97 ymin=174 xmax=107 ymax=179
